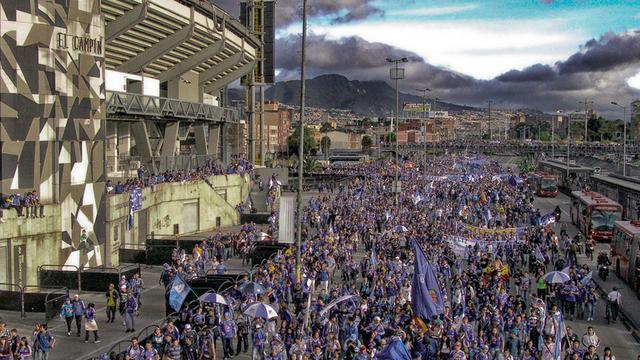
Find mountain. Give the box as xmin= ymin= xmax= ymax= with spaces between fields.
xmin=260 ymin=74 xmax=478 ymax=116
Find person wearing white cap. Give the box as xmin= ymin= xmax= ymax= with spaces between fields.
xmin=118 ymin=284 xmax=128 ymax=327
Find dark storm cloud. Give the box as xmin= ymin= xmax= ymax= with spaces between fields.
xmin=276 ymin=34 xmax=421 ymax=71
xmin=495 ymin=64 xmax=556 ymax=82
xmin=558 ymin=31 xmax=640 ymax=74
xmin=275 ymin=31 xmax=640 ymax=111
xmin=211 ymin=0 xmax=383 ymax=26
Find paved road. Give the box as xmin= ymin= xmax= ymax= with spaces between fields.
xmin=2 ymin=184 xmax=639 ymax=359
xmin=534 ymin=193 xmax=640 ymax=358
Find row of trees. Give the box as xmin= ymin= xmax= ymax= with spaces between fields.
xmin=287 ymin=126 xmax=374 ymax=156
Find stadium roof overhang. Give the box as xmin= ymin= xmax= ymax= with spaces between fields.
xmin=103 ymin=0 xmax=259 ymax=95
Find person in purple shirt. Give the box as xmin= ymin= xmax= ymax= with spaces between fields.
xmin=124 ymin=289 xmax=138 ymax=333
xmin=219 ymin=313 xmax=236 ymax=359
xmin=83 ymin=303 xmax=100 ymax=343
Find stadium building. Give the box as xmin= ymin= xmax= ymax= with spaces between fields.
xmin=0 ymin=0 xmax=271 ymax=286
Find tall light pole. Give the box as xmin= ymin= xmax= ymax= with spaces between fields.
xmin=387 ymin=57 xmax=408 ymax=208
xmin=487 ymin=100 xmax=494 ymax=140
xmin=553 ymin=110 xmax=563 ymax=158
xmin=295 ymin=0 xmax=307 ymax=282
xmin=612 ymin=101 xmax=627 ymax=176
xmin=580 ymin=99 xmax=594 ymax=142
xmin=416 ymin=88 xmax=431 ymax=174
xmin=431 ymin=98 xmax=440 ymax=162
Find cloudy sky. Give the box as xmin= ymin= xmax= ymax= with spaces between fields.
xmin=214 ymin=0 xmax=640 ymax=114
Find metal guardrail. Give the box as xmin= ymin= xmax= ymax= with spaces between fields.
xmin=0 ymin=282 xmax=25 ymax=317
xmin=106 ymin=91 xmax=237 ymax=123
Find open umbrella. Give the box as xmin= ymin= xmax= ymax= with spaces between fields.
xmin=238 ymin=281 xmax=266 ymax=295
xmin=393 ymin=225 xmax=409 ymax=233
xmin=243 ymin=302 xmax=278 ymax=320
xmin=319 ymin=294 xmax=358 ymax=317
xmin=544 ymin=271 xmax=571 ymax=284
xmin=198 ymin=292 xmax=228 ymax=305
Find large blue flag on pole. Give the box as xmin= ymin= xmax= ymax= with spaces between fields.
xmin=375 ymin=339 xmax=411 ymax=360
xmin=554 ymin=312 xmax=566 ymax=360
xmin=411 ymin=240 xmax=444 ymax=320
xmin=168 ymin=274 xmax=191 ymax=312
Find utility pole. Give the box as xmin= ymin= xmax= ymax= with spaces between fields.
xmin=487 ymin=100 xmax=494 ymax=140
xmin=295 ymin=0 xmax=307 ymax=283
xmin=416 ymin=88 xmax=431 ymax=175
xmin=579 ymin=98 xmax=594 ymax=142
xmin=387 ymin=57 xmax=408 ymax=208
xmin=612 ymin=101 xmax=627 ymax=176
xmin=431 ymin=98 xmax=440 ymax=162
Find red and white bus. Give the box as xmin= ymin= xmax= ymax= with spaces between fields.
xmin=570 ymin=191 xmax=623 ymax=242
xmin=528 ymin=172 xmax=559 ymax=197
xmin=611 ymin=221 xmax=640 ymax=292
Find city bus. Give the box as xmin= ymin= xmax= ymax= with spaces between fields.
xmin=611 ymin=221 xmax=640 ymax=292
xmin=528 ymin=172 xmax=559 ymax=197
xmin=570 ymin=191 xmax=623 ymax=242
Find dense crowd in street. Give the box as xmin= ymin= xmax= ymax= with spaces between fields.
xmin=2 ymin=156 xmax=637 ymax=360
xmin=94 ymin=156 xmax=631 ymax=360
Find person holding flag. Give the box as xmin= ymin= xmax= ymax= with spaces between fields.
xmin=410 ymin=240 xmax=444 ymax=324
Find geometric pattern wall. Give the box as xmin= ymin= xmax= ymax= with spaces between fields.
xmin=0 ymin=0 xmax=106 ymax=267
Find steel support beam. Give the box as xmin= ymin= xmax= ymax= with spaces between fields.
xmin=198 ymin=52 xmax=243 ymax=85
xmin=117 ymin=13 xmax=194 ymax=74
xmin=161 ymin=121 xmax=180 ymax=157
xmin=105 ymin=1 xmax=147 ymax=42
xmin=204 ymin=60 xmax=256 ymax=94
xmin=158 ymin=38 xmax=225 ymax=82
xmin=194 ymin=124 xmax=208 ymax=155
xmin=208 ymin=125 xmax=220 ymax=159
xmin=131 ymin=121 xmax=153 ymax=163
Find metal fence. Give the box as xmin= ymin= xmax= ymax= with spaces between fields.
xmin=38 ymin=264 xmax=141 ymax=292
xmin=107 ymin=154 xmax=223 ymax=175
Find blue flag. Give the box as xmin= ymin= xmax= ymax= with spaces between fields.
xmin=535 ymin=246 xmax=546 ymax=264
xmin=580 ymin=271 xmax=593 ymax=286
xmin=554 ymin=312 xmax=565 ymax=360
xmin=168 ymin=274 xmax=191 ymax=312
xmin=370 ymin=246 xmax=377 ymax=266
xmin=539 ymin=212 xmax=556 ymax=226
xmin=375 ymin=339 xmax=411 ymax=360
xmin=411 ymin=241 xmax=444 ymax=320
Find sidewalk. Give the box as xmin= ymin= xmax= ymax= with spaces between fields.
xmin=581 ymin=246 xmax=640 ymax=333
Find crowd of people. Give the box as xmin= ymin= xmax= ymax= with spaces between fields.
xmin=2 ymin=155 xmax=636 ymax=360
xmin=106 ymin=158 xmax=254 ymax=195
xmin=97 ymin=156 xmax=634 ymax=360
xmin=0 ymin=191 xmax=44 ymax=223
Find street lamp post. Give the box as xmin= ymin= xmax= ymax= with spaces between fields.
xmin=580 ymin=99 xmax=594 ymax=142
xmin=416 ymin=88 xmax=431 ymax=175
xmin=487 ymin=100 xmax=494 ymax=140
xmin=612 ymin=101 xmax=627 ymax=176
xmin=295 ymin=0 xmax=308 ymax=282
xmin=387 ymin=57 xmax=408 ymax=208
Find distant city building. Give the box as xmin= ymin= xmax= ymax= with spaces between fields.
xmin=255 ymin=102 xmax=291 ymax=155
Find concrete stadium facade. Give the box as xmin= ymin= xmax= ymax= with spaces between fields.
xmin=0 ymin=0 xmax=258 ymax=286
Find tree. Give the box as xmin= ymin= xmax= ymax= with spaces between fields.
xmin=320 ymin=136 xmax=331 ymax=157
xmin=303 ymin=158 xmax=323 ymax=173
xmin=516 ymin=155 xmax=537 ymax=174
xmin=387 ymin=132 xmax=396 ymax=143
xmin=361 ymin=135 xmax=372 ymax=153
xmin=320 ymin=122 xmax=333 ymax=133
xmin=288 ymin=126 xmax=317 ymax=155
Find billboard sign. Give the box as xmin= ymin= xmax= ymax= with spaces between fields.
xmin=403 ymin=103 xmax=430 ymax=113
xmin=429 ymin=111 xmax=449 ymax=118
